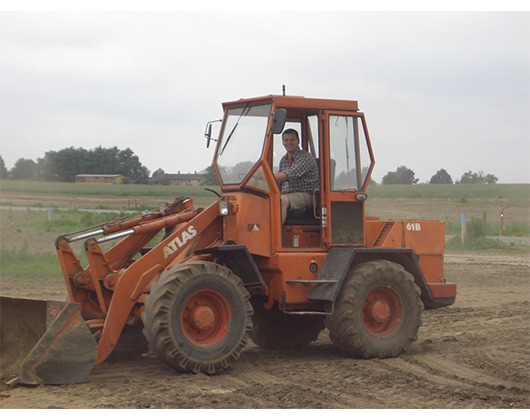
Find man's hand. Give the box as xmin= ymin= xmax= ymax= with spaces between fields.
xmin=274 ymin=171 xmax=288 ymax=182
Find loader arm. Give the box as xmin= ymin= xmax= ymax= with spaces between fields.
xmin=4 ymin=197 xmax=225 ymax=385
xmin=56 ymin=207 xmax=200 ymax=313
xmin=82 ymin=196 xmax=197 ymax=272
xmin=55 ymin=197 xmax=197 ymax=301
xmin=94 ymin=199 xmax=223 ymax=364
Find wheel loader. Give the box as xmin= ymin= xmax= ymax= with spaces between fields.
xmin=0 ymin=94 xmax=456 ymax=385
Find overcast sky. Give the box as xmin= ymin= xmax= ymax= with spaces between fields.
xmin=0 ymin=9 xmax=529 ymax=183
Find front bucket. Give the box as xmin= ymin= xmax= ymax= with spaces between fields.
xmin=0 ymin=296 xmax=96 ymax=385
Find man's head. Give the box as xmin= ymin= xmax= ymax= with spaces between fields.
xmin=282 ymin=128 xmax=300 ymax=154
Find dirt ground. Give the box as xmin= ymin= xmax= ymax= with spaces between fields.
xmin=0 ymin=249 xmax=529 ymax=409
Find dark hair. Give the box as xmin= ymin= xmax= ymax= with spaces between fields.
xmin=282 ymin=128 xmax=299 ymax=140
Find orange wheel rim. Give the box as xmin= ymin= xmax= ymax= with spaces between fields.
xmin=362 ymin=287 xmax=403 ymax=337
xmin=181 ymin=289 xmax=231 ymax=346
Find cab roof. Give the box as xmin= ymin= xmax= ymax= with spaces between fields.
xmin=222 ymin=94 xmax=359 ymax=113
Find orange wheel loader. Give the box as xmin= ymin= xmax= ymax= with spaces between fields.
xmin=0 ymin=94 xmax=456 ymax=385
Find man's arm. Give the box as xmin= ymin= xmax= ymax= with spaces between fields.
xmin=274 ymin=171 xmax=288 ymax=182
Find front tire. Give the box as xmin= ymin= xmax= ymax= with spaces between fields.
xmin=142 ymin=261 xmax=253 ymax=374
xmin=326 ymin=260 xmax=423 ymax=358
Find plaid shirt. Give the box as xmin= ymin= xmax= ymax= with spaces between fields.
xmin=279 ymin=148 xmax=320 ymax=194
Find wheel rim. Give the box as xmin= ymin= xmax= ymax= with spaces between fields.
xmin=362 ymin=286 xmax=403 ymax=337
xmin=181 ymin=289 xmax=231 ymax=346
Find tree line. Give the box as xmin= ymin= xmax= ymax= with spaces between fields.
xmin=0 ymin=149 xmax=498 ymax=186
xmin=0 ymin=147 xmax=150 ymax=184
xmin=381 ymin=166 xmax=498 ymax=185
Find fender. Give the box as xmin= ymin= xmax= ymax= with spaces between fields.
xmin=308 ymin=247 xmax=456 ymax=309
xmin=195 ymin=244 xmax=266 ymax=290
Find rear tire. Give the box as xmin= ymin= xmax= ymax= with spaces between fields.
xmin=142 ymin=261 xmax=252 ymax=374
xmin=251 ymin=305 xmax=324 ymax=349
xmin=325 ymin=260 xmax=423 ymax=358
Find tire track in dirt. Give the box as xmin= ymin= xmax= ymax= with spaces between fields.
xmin=228 ymin=348 xmax=362 ymax=408
xmin=420 ymin=354 xmax=528 ymax=392
xmin=378 ymin=352 xmax=528 ymax=408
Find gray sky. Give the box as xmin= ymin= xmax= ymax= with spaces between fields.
xmin=0 ymin=9 xmax=529 ymax=183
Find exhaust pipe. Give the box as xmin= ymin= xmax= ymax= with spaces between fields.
xmin=0 ymin=296 xmax=96 ymax=385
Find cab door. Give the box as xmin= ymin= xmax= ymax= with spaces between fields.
xmin=320 ymin=111 xmax=375 ymax=246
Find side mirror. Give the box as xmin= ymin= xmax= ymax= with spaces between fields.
xmin=205 ymin=124 xmax=212 ymax=148
xmin=271 ymin=108 xmax=287 ymax=134
xmin=204 ymin=119 xmax=221 ymax=148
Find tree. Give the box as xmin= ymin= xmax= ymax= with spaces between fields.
xmin=116 ymin=148 xmax=149 ymax=184
xmin=232 ymin=161 xmax=254 ymax=178
xmin=10 ymin=158 xmax=40 ymax=180
xmin=39 ymin=147 xmax=88 ymax=182
xmin=430 ymin=168 xmax=453 ymax=184
xmin=0 ymin=156 xmax=8 ymax=179
xmin=482 ymin=173 xmax=499 ymax=184
xmin=200 ymin=165 xmax=218 ymax=186
xmin=38 ymin=146 xmax=150 ymax=183
xmin=382 ymin=166 xmax=419 ymax=185
xmin=151 ymin=168 xmax=173 ymax=185
xmin=152 ymin=168 xmax=165 ymax=178
xmin=458 ymin=170 xmax=498 ymax=184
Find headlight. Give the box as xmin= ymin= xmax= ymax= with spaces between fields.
xmin=219 ymin=200 xmax=229 ymax=216
xmin=219 ymin=197 xmax=239 ymax=216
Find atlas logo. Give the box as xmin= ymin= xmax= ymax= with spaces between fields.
xmin=163 ymin=225 xmax=197 ymax=259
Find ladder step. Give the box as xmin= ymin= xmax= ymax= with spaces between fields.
xmin=286 ymin=279 xmax=338 ymax=284
xmin=282 ymin=310 xmax=333 ymax=316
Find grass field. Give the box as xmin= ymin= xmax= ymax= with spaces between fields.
xmin=370 ymin=183 xmax=529 ymax=200
xmin=1 ymin=180 xmax=528 ymax=200
xmin=0 ymin=180 xmax=220 ymax=201
xmin=1 ymin=181 xmax=528 ymax=280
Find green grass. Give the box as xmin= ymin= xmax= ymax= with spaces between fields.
xmin=445 ymin=217 xmax=529 ymax=250
xmin=0 ymin=245 xmax=62 ymax=278
xmin=0 ymin=180 xmax=221 ymax=198
xmin=445 ymin=236 xmax=524 ymax=251
xmin=0 ymin=205 xmax=177 ymax=280
xmin=445 ymin=220 xmax=530 ymax=237
xmin=367 ymin=183 xmax=529 ymax=200
xmin=2 ymin=180 xmax=528 ymax=200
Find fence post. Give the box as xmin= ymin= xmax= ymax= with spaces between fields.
xmin=460 ymin=212 xmax=467 ymax=245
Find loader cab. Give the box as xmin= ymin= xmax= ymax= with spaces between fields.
xmin=210 ymin=95 xmax=374 ymax=255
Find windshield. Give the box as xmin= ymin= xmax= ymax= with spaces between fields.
xmin=215 ymin=103 xmax=272 ymax=185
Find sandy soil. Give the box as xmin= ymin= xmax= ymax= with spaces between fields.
xmin=0 ymin=249 xmax=529 ymax=409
